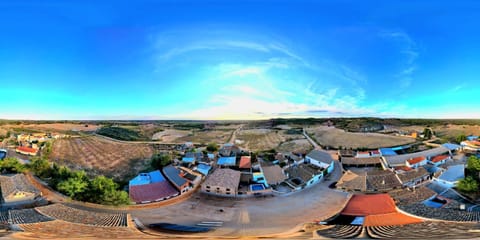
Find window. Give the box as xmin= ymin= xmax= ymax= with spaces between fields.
xmin=206 ymin=190 xmax=210 ymax=192
xmin=226 ymin=192 xmax=231 ymax=195
xmin=226 ymin=188 xmax=230 ymax=191
xmin=206 ymin=186 xmax=210 ymax=189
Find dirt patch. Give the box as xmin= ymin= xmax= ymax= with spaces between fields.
xmin=151 ymin=129 xmax=192 ymax=142
xmin=434 ymin=124 xmax=480 ymax=139
xmin=176 ymin=130 xmax=233 ymax=144
xmin=235 ymin=128 xmax=304 ymax=151
xmin=276 ymin=139 xmax=313 ymax=153
xmin=307 ymin=126 xmax=415 ymax=149
xmin=50 ymin=136 xmax=154 ymax=180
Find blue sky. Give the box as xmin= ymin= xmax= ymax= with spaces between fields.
xmin=1 ymin=1 xmax=479 ymax=120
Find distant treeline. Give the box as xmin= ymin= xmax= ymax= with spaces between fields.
xmin=96 ymin=126 xmax=147 ymax=141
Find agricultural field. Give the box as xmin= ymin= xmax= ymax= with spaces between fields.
xmin=50 ymin=136 xmax=154 ymax=179
xmin=307 ymin=126 xmax=416 ymax=149
xmin=433 ymin=124 xmax=480 ymax=139
xmin=235 ymin=128 xmax=305 ymax=152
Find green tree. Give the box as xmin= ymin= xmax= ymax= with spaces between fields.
xmin=29 ymin=157 xmax=51 ymax=178
xmin=423 ymin=128 xmax=433 ymax=140
xmin=206 ymin=143 xmax=219 ymax=152
xmin=150 ymin=154 xmax=171 ymax=169
xmin=457 ymin=176 xmax=479 ymax=193
xmin=56 ymin=170 xmax=89 ymax=199
xmin=456 ymin=134 xmax=467 ymax=143
xmin=0 ymin=157 xmax=26 ymax=173
xmin=467 ymin=156 xmax=480 ymax=172
xmin=101 ymin=190 xmax=130 ymax=206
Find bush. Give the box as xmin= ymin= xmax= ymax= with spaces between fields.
xmin=206 ymin=143 xmax=219 ymax=152
xmin=457 ymin=176 xmax=479 ymax=193
xmin=150 ymin=154 xmax=172 ymax=170
xmin=96 ymin=127 xmax=145 ymax=141
xmin=0 ymin=157 xmax=26 ymax=173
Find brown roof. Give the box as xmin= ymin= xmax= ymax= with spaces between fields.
xmin=261 ymin=165 xmax=286 ymax=185
xmin=203 ymin=168 xmax=241 ymax=190
xmin=342 ymin=157 xmax=381 ymax=165
xmin=336 ymin=171 xmax=367 ymax=191
xmin=239 ymin=156 xmax=251 ymax=169
xmin=342 ymin=194 xmax=396 ymax=216
xmin=397 ymin=167 xmax=430 ymax=183
xmin=0 ymin=174 xmax=40 ymax=199
xmin=129 ymin=182 xmax=178 ymax=203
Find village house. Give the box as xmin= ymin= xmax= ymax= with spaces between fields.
xmin=406 ymin=156 xmax=428 ymax=168
xmin=128 ymin=170 xmax=178 ymax=204
xmin=305 ymin=150 xmax=334 ymax=174
xmin=162 ymin=165 xmax=191 ymax=194
xmin=201 ymin=168 xmax=241 ymax=197
xmin=15 ymin=146 xmax=38 ymax=156
xmin=429 ymin=155 xmax=450 ymax=166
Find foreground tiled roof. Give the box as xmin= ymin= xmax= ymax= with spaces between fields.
xmin=363 ymin=212 xmax=422 ymax=226
xmin=0 ymin=174 xmax=40 ymax=199
xmin=129 ymin=181 xmax=178 ymax=203
xmin=397 ymin=167 xmax=429 ymax=183
xmin=341 ymin=194 xmax=396 ymax=216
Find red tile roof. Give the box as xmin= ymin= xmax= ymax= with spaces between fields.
xmin=239 ymin=156 xmax=251 ymax=169
xmin=364 ymin=212 xmax=423 ymax=226
xmin=395 ymin=166 xmax=413 ymax=172
xmin=371 ymin=150 xmax=380 ymax=154
xmin=129 ymin=182 xmax=178 ymax=203
xmin=407 ymin=156 xmax=426 ymax=165
xmin=431 ymin=155 xmax=449 ymax=163
xmin=341 ymin=194 xmax=396 ymax=216
xmin=16 ymin=146 xmax=38 ymax=154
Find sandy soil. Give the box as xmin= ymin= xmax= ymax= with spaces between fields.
xmin=307 ymin=126 xmax=415 ymax=149
xmin=152 ymin=129 xmax=192 ymax=142
xmin=276 ymin=139 xmax=313 ymax=153
xmin=434 ymin=124 xmax=480 ymax=138
xmin=176 ymin=130 xmax=233 ymax=144
xmin=236 ymin=128 xmax=306 ymax=152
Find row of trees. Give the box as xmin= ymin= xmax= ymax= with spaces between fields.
xmin=1 ymin=157 xmax=130 ymax=206
xmin=457 ymin=155 xmax=480 ymax=193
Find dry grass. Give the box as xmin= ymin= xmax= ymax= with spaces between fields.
xmin=176 ymin=130 xmax=233 ymax=144
xmin=434 ymin=124 xmax=480 ymax=138
xmin=236 ymin=128 xmax=305 ymax=151
xmin=151 ymin=129 xmax=192 ymax=142
xmin=307 ymin=126 xmax=416 ymax=149
xmin=276 ymin=139 xmax=313 ymax=153
xmin=50 ymin=136 xmax=154 ymax=179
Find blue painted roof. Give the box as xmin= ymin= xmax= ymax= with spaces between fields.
xmin=129 ymin=170 xmax=166 ymax=186
xmin=380 ymin=148 xmax=397 ymax=156
xmin=467 ymin=135 xmax=479 ymax=141
xmin=196 ymin=163 xmax=212 ymax=175
xmin=207 ymin=153 xmax=215 ymax=159
xmin=149 ymin=170 xmax=166 ymax=183
xmin=182 ymin=157 xmax=195 ymax=163
xmin=442 ymin=143 xmax=461 ymax=151
xmin=438 ymin=164 xmax=465 ymax=182
xmin=217 ymin=157 xmax=236 ymax=166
